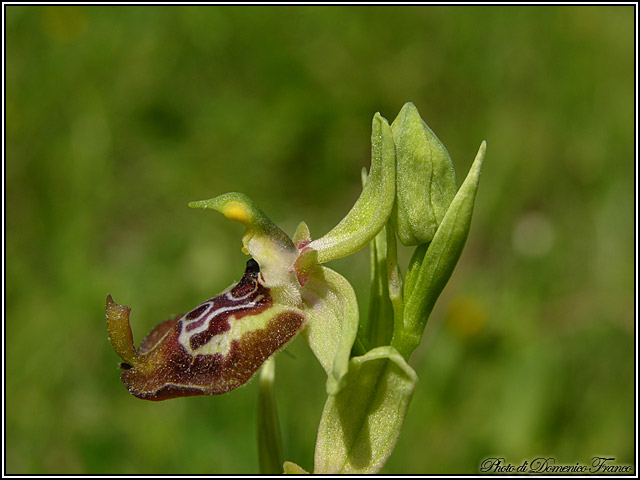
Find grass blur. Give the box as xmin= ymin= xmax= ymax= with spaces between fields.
xmin=5 ymin=5 xmax=635 ymax=474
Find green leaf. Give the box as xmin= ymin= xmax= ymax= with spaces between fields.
xmin=307 ymin=112 xmax=395 ymax=263
xmin=257 ymin=358 xmax=284 ymax=475
xmin=313 ymin=346 xmax=417 ymax=474
xmin=283 ymin=461 xmax=309 ymax=474
xmin=301 ymin=265 xmax=359 ymax=395
xmin=393 ymin=141 xmax=486 ymax=359
xmin=391 ymin=102 xmax=457 ymax=246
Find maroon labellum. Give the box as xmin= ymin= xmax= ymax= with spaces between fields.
xmin=106 ymin=260 xmax=306 ymax=401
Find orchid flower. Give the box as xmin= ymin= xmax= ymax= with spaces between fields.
xmin=105 ymin=103 xmax=485 ymax=473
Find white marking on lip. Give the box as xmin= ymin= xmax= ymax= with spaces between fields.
xmin=183 ymin=302 xmax=213 ymax=325
xmin=179 ymin=297 xmax=263 ymax=354
xmin=225 ymin=283 xmax=258 ymax=301
xmin=192 ymin=303 xmax=290 ymax=357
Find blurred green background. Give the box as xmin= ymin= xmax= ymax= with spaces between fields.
xmin=5 ymin=5 xmax=635 ymax=474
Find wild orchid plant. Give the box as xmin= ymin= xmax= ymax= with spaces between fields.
xmin=106 ymin=102 xmax=486 ymax=474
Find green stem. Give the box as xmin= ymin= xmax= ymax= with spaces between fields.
xmin=385 ymin=223 xmax=404 ymax=341
xmin=257 ymin=358 xmax=284 ymax=474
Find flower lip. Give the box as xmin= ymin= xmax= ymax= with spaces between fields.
xmin=107 ymin=258 xmax=307 ymax=400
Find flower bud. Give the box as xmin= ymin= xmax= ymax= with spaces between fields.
xmin=391 ymin=102 xmax=457 ymax=246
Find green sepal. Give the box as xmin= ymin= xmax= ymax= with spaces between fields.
xmin=307 ymin=113 xmax=395 ymax=263
xmin=391 ymin=102 xmax=457 ymax=246
xmin=283 ymin=461 xmax=309 ymax=474
xmin=393 ymin=141 xmax=486 ymax=359
xmin=300 ymin=265 xmax=359 ymax=395
xmin=257 ymin=358 xmax=284 ymax=475
xmin=313 ymin=346 xmax=418 ymax=474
